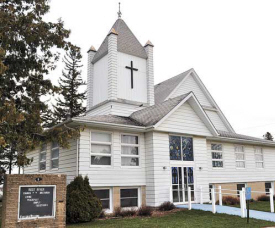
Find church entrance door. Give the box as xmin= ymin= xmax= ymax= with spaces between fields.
xmin=171 ymin=167 xmax=194 ymax=204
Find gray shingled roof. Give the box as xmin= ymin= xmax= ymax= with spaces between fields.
xmin=92 ymin=19 xmax=147 ymax=63
xmin=73 ymin=115 xmax=143 ymax=126
xmin=130 ymin=93 xmax=190 ymax=127
xmin=217 ymin=130 xmax=273 ymax=143
xmin=154 ymin=69 xmax=193 ymax=104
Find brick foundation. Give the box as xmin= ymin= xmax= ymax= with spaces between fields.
xmin=1 ymin=174 xmax=66 ymax=228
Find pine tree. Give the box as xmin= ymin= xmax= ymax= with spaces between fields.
xmin=263 ymin=132 xmax=274 ymax=141
xmin=0 ymin=0 xmax=82 ymax=174
xmin=53 ymin=45 xmax=86 ymax=123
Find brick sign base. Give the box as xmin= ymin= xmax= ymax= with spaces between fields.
xmin=1 ymin=174 xmax=66 ymax=228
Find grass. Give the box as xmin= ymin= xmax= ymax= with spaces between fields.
xmin=230 ymin=201 xmax=274 ymax=213
xmin=67 ymin=209 xmax=275 ymax=228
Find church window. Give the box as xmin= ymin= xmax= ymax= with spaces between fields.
xmin=237 ymin=183 xmax=246 ymax=197
xmin=120 ymin=188 xmax=139 ymax=208
xmin=169 ymin=136 xmax=194 ymax=161
xmin=121 ymin=134 xmax=139 ymax=166
xmin=211 ymin=144 xmax=223 ymax=168
xmin=91 ymin=132 xmax=112 ymax=166
xmin=93 ymin=189 xmax=111 ymax=210
xmin=51 ymin=142 xmax=59 ymax=169
xmin=39 ymin=144 xmax=47 ymax=171
xmin=235 ymin=145 xmax=245 ymax=168
xmin=255 ymin=147 xmax=264 ymax=168
xmin=265 ymin=182 xmax=272 ymax=195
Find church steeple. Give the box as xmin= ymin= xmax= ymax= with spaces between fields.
xmin=87 ymin=15 xmax=154 ymax=116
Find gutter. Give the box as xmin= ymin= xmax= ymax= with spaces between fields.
xmin=208 ymin=136 xmax=275 ymax=147
xmin=72 ymin=118 xmax=154 ymax=132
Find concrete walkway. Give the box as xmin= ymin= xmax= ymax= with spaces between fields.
xmin=177 ymin=204 xmax=275 ymax=222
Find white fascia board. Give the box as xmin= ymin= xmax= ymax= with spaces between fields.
xmin=207 ymin=136 xmax=275 ymax=147
xmin=72 ymin=118 xmax=147 ymax=132
xmin=189 ymin=70 xmax=235 ymax=133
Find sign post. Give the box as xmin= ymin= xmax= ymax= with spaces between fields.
xmin=245 ymin=187 xmax=252 ymax=224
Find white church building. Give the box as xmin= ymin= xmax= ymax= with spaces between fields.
xmin=24 ymin=15 xmax=275 ymax=212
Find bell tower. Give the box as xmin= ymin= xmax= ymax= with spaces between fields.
xmin=86 ymin=10 xmax=154 ymax=117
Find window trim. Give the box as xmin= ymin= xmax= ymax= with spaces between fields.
xmin=234 ymin=145 xmax=245 ymax=169
xmin=51 ymin=142 xmax=59 ymax=170
xmin=93 ymin=188 xmax=113 ymax=213
xmin=254 ymin=147 xmax=264 ymax=169
xmin=90 ymin=130 xmax=113 ymax=168
xmin=39 ymin=144 xmax=47 ymax=172
xmin=120 ymin=133 xmax=140 ymax=168
xmin=211 ymin=143 xmax=224 ymax=169
xmin=120 ymin=187 xmax=141 ymax=209
xmin=169 ymin=134 xmax=194 ymax=162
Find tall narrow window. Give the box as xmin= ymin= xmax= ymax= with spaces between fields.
xmin=121 ymin=135 xmax=139 ymax=166
xmin=91 ymin=132 xmax=112 ymax=166
xmin=51 ymin=142 xmax=59 ymax=169
xmin=255 ymin=147 xmax=264 ymax=168
xmin=211 ymin=144 xmax=223 ymax=168
xmin=235 ymin=145 xmax=245 ymax=168
xmin=39 ymin=144 xmax=47 ymax=171
xmin=169 ymin=136 xmax=193 ymax=161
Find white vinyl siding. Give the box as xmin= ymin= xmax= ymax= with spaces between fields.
xmin=169 ymin=74 xmax=212 ymax=107
xmin=90 ymin=132 xmax=112 ymax=166
xmin=79 ymin=128 xmax=146 ymax=187
xmin=157 ymin=102 xmax=212 ymax=137
xmin=255 ymin=147 xmax=264 ymax=168
xmin=51 ymin=142 xmax=59 ymax=169
xmin=211 ymin=144 xmax=223 ymax=168
xmin=121 ymin=134 xmax=139 ymax=166
xmin=235 ymin=145 xmax=245 ymax=168
xmin=24 ymin=139 xmax=78 ymax=184
xmin=205 ymin=110 xmax=229 ymax=131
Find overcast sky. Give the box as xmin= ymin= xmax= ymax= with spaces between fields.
xmin=44 ymin=0 xmax=275 ymax=138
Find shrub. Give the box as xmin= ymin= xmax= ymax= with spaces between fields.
xmin=222 ymin=196 xmax=240 ymax=205
xmin=113 ymin=207 xmax=122 ymax=217
xmin=66 ymin=176 xmax=102 ymax=223
xmin=98 ymin=210 xmax=106 ymax=219
xmin=113 ymin=207 xmax=136 ymax=217
xmin=137 ymin=206 xmax=153 ymax=216
xmin=257 ymin=194 xmax=270 ymax=201
xmin=120 ymin=208 xmax=136 ymax=217
xmin=158 ymin=201 xmax=175 ymax=211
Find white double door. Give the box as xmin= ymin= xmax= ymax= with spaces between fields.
xmin=171 ymin=167 xmax=194 ymax=203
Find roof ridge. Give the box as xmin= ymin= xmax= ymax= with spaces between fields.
xmin=155 ymin=68 xmax=193 ymax=86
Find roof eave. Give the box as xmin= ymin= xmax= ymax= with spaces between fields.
xmin=207 ymin=135 xmax=275 ymax=147
xmin=72 ymin=118 xmax=152 ymax=132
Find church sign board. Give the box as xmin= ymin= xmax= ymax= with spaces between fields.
xmin=18 ymin=185 xmax=56 ymax=220
xmin=1 ymin=174 xmax=66 ymax=228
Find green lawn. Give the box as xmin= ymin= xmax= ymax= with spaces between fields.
xmin=231 ymin=201 xmax=274 ymax=213
xmin=67 ymin=210 xmax=275 ymax=228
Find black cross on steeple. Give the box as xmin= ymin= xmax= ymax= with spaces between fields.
xmin=125 ymin=61 xmax=138 ymax=89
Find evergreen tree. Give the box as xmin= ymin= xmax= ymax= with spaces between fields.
xmin=54 ymin=46 xmax=86 ymax=123
xmin=263 ymin=132 xmax=274 ymax=141
xmin=0 ymin=0 xmax=82 ymax=174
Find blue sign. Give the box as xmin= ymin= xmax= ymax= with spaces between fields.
xmin=246 ymin=187 xmax=252 ymax=200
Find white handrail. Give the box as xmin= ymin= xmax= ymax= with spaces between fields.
xmin=211 ymin=188 xmax=216 ymax=213
xmin=270 ymin=188 xmax=274 ymax=213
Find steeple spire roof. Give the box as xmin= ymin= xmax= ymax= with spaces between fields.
xmin=92 ymin=19 xmax=147 ymax=63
